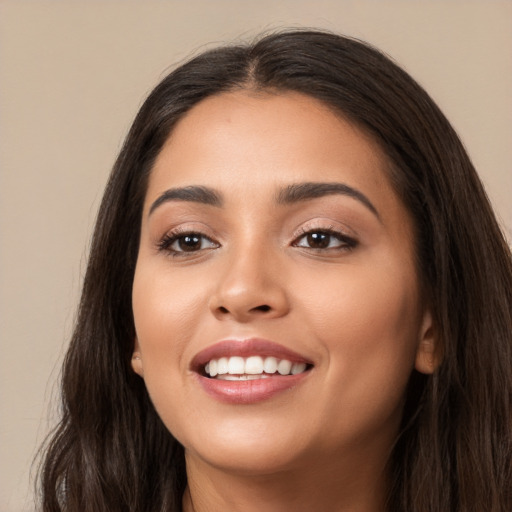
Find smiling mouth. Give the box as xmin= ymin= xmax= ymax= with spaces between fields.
xmin=204 ymin=355 xmax=311 ymax=380
xmin=193 ymin=340 xmax=313 ymax=403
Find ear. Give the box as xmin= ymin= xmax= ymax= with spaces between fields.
xmin=414 ymin=308 xmax=442 ymax=374
xmin=131 ymin=338 xmax=144 ymax=377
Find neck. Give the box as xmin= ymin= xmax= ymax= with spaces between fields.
xmin=182 ymin=448 xmax=390 ymax=512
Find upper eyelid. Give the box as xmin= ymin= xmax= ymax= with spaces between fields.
xmin=162 ymin=228 xmax=218 ymax=242
xmin=155 ymin=218 xmax=358 ymax=244
xmin=295 ymin=227 xmax=344 ymax=238
xmin=292 ymin=228 xmax=356 ymax=244
xmin=292 ymin=219 xmax=357 ymax=239
xmin=158 ymin=222 xmax=218 ymax=239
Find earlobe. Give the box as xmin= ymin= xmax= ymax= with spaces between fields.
xmin=414 ymin=309 xmax=442 ymax=375
xmin=131 ymin=339 xmax=144 ymax=377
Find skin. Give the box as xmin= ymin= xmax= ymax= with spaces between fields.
xmin=131 ymin=90 xmax=437 ymax=512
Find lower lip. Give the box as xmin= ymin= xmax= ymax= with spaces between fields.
xmin=196 ymin=372 xmax=310 ymax=404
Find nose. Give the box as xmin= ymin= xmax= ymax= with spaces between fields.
xmin=209 ymin=247 xmax=290 ymax=323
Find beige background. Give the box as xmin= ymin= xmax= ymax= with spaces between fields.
xmin=0 ymin=1 xmax=511 ymax=510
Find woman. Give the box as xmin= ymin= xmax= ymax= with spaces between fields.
xmin=39 ymin=30 xmax=512 ymax=512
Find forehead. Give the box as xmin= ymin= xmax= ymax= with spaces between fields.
xmin=147 ymin=90 xmax=392 ymax=199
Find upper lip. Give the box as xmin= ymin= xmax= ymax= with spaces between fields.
xmin=190 ymin=338 xmax=313 ymax=372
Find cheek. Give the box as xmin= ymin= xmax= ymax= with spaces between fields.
xmin=300 ymin=253 xmax=421 ymax=340
xmin=131 ymin=261 xmax=207 ymax=399
xmin=131 ymin=262 xmax=209 ymax=438
xmin=133 ymin=261 xmax=205 ymax=349
xmin=297 ymin=259 xmax=422 ymax=419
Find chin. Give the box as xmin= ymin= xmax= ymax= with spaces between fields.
xmin=181 ymin=420 xmax=314 ymax=476
xmin=187 ymin=445 xmax=308 ymax=477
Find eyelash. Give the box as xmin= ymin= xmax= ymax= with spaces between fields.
xmin=157 ymin=228 xmax=219 ymax=257
xmin=157 ymin=227 xmax=358 ymax=256
xmin=292 ymin=227 xmax=358 ymax=252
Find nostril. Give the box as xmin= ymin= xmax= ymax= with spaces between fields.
xmin=213 ymin=303 xmax=276 ymax=318
xmin=253 ymin=304 xmax=271 ymax=313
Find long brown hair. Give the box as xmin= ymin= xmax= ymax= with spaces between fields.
xmin=38 ymin=30 xmax=512 ymax=511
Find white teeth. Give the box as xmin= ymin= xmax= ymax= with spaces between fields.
xmin=209 ymin=359 xmax=218 ymax=377
xmin=291 ymin=362 xmax=307 ymax=375
xmin=228 ymin=356 xmax=245 ymax=374
xmin=245 ymin=356 xmax=264 ymax=374
xmin=277 ymin=359 xmax=292 ymax=375
xmin=204 ymin=355 xmax=309 ymax=379
xmin=263 ymin=356 xmax=278 ymax=374
xmin=217 ymin=357 xmax=228 ymax=375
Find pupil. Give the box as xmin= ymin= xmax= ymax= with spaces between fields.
xmin=179 ymin=235 xmax=201 ymax=251
xmin=307 ymin=232 xmax=329 ymax=248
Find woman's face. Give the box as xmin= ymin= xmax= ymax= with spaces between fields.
xmin=132 ymin=91 xmax=436 ymax=475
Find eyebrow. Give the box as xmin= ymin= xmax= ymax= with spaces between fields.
xmin=148 ymin=181 xmax=380 ymax=220
xmin=276 ymin=182 xmax=380 ymax=219
xmin=149 ymin=185 xmax=222 ymax=215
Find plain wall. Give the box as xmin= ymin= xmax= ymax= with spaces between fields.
xmin=1 ymin=1 xmax=511 ymax=510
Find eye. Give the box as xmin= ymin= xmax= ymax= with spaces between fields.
xmin=293 ymin=229 xmax=357 ymax=251
xmin=158 ymin=231 xmax=219 ymax=255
